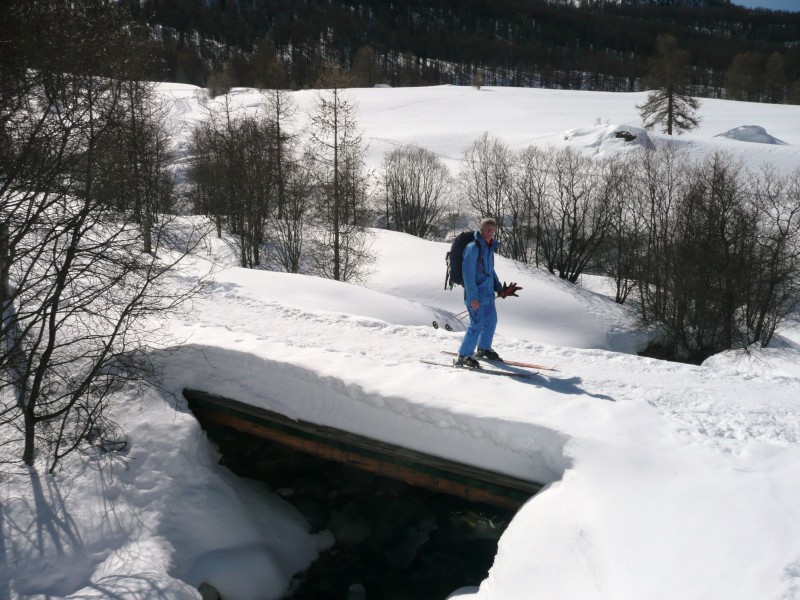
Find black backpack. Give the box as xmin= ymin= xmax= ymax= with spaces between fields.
xmin=445 ymin=231 xmax=476 ymax=289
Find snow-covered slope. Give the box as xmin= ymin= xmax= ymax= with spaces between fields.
xmin=2 ymin=84 xmax=800 ymax=600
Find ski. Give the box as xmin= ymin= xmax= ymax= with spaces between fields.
xmin=420 ymin=360 xmax=534 ymax=378
xmin=440 ymin=351 xmax=558 ymax=371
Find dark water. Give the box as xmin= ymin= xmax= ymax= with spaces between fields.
xmin=200 ymin=422 xmax=516 ymax=600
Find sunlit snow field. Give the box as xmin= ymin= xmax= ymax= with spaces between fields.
xmin=2 ymin=84 xmax=800 ymax=600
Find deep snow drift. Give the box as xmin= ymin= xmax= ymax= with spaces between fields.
xmin=2 ymin=85 xmax=800 ymax=600
xmin=716 ymin=124 xmax=787 ymax=145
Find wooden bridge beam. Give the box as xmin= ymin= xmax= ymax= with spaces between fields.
xmin=184 ymin=388 xmax=542 ymax=510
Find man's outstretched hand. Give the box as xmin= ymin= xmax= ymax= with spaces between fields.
xmin=498 ymin=281 xmax=522 ymax=298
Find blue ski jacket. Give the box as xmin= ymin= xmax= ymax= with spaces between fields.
xmin=462 ymin=231 xmax=501 ymax=305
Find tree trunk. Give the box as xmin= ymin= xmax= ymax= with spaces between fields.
xmin=333 ymin=101 xmax=341 ymax=281
xmin=22 ymin=409 xmax=35 ymax=466
xmin=0 ymin=222 xmax=8 ymax=308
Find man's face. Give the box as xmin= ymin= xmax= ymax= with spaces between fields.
xmin=480 ymin=224 xmax=496 ymax=244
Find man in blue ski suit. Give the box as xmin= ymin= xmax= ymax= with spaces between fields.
xmin=454 ymin=217 xmax=520 ymax=368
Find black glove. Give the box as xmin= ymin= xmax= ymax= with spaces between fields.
xmin=498 ymin=281 xmax=522 ymax=298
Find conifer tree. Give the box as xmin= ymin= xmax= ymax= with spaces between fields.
xmin=764 ymin=52 xmax=786 ymax=104
xmin=637 ymin=34 xmax=700 ymax=136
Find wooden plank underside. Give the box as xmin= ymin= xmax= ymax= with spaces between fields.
xmin=184 ymin=389 xmax=542 ymax=509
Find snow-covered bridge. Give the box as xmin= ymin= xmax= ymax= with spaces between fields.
xmin=184 ymin=388 xmax=544 ymax=509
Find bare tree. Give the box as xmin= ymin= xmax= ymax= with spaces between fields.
xmin=251 ymin=35 xmax=288 ymax=90
xmin=188 ymin=100 xmax=277 ymax=268
xmin=725 ymin=51 xmax=764 ymax=102
xmin=351 ymin=45 xmax=379 ymax=88
xmin=635 ymin=151 xmax=797 ymax=360
xmin=234 ymin=116 xmax=277 ymax=268
xmin=0 ymin=224 xmax=8 ymax=311
xmin=1 ymin=0 xmax=205 ymax=471
xmin=459 ymin=132 xmax=513 ymax=236
xmin=262 ymin=89 xmax=309 ymax=273
xmin=380 ymin=146 xmax=451 ymax=239
xmin=187 ymin=118 xmax=228 ymax=238
xmin=745 ymin=165 xmax=800 ymax=347
xmin=764 ymin=52 xmax=786 ymax=105
xmin=264 ymin=88 xmax=299 ymax=221
xmin=306 ymin=62 xmax=372 ymax=282
xmin=268 ymin=156 xmax=312 ymax=274
xmin=94 ymin=78 xmax=175 ymax=254
xmin=629 ymin=143 xmax=688 ymax=325
xmin=629 ymin=148 xmax=800 ymax=361
xmin=509 ymin=145 xmax=553 ymax=264
xmin=599 ymin=155 xmax=642 ymax=304
xmin=662 ymin=153 xmax=755 ymax=360
xmin=537 ymin=148 xmax=614 ymax=283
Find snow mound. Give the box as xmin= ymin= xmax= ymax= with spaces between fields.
xmin=561 ymin=123 xmax=655 ymax=155
xmin=715 ymin=125 xmax=787 ymax=145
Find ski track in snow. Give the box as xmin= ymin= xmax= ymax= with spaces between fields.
xmin=179 ymin=284 xmax=575 ymax=483
xmin=192 ymin=276 xmax=800 ymax=458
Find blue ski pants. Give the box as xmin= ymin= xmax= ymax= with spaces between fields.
xmin=458 ymin=298 xmax=497 ymax=357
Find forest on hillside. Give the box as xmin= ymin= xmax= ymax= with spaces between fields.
xmin=125 ymin=0 xmax=800 ymax=102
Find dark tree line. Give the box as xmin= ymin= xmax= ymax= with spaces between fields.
xmin=126 ymin=0 xmax=800 ymax=103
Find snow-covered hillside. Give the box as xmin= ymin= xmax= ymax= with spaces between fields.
xmin=164 ymin=83 xmax=800 ymax=177
xmin=2 ymin=85 xmax=800 ymax=600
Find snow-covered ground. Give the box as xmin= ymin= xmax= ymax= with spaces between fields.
xmin=2 ymin=85 xmax=800 ymax=600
